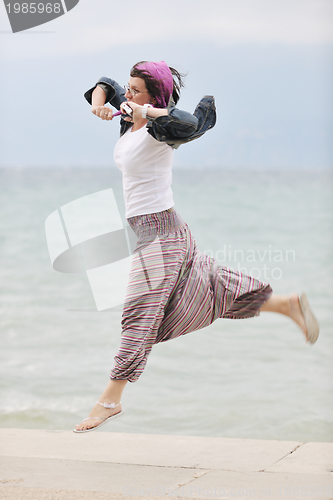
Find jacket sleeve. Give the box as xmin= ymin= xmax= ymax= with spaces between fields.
xmin=150 ymin=106 xmax=198 ymax=139
xmin=147 ymin=96 xmax=216 ymax=148
xmin=84 ymin=77 xmax=126 ymax=110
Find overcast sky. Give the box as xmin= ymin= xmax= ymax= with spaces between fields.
xmin=1 ymin=0 xmax=333 ymax=57
xmin=0 ymin=0 xmax=332 ymax=168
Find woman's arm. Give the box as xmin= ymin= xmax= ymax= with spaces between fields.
xmin=92 ymin=86 xmax=106 ymax=107
xmin=123 ymin=100 xmax=198 ymax=140
xmin=145 ymin=107 xmax=168 ymax=119
xmin=123 ymin=102 xmax=168 ymax=121
xmin=91 ymin=86 xmax=113 ymax=121
xmin=84 ymin=77 xmax=126 ymax=110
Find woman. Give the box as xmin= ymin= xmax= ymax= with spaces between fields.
xmin=74 ymin=61 xmax=319 ymax=433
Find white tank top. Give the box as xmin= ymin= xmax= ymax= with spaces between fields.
xmin=113 ymin=125 xmax=174 ymax=219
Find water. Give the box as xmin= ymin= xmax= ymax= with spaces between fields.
xmin=1 ymin=166 xmax=332 ymax=442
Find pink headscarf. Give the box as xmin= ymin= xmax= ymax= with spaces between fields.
xmin=136 ymin=61 xmax=173 ymax=108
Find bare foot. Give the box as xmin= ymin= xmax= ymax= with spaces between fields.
xmin=74 ymin=401 xmax=122 ymax=432
xmin=289 ymin=293 xmax=308 ymax=341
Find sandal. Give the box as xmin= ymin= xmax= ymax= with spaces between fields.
xmin=299 ymin=293 xmax=320 ymax=344
xmin=73 ymin=401 xmax=124 ymax=433
xmin=291 ymin=293 xmax=319 ymax=344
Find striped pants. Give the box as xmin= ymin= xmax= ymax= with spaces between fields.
xmin=110 ymin=208 xmax=272 ymax=382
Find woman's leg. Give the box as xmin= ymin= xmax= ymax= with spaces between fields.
xmin=75 ymin=212 xmax=189 ymax=431
xmin=74 ymin=379 xmax=127 ymax=431
xmin=260 ymin=293 xmax=308 ymax=339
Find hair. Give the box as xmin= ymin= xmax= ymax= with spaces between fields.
xmin=130 ymin=61 xmax=185 ymax=106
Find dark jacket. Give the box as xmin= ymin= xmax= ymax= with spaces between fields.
xmin=84 ymin=77 xmax=217 ymax=149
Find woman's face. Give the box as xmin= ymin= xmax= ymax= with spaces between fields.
xmin=125 ymin=77 xmax=156 ymax=106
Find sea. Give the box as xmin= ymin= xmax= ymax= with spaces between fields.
xmin=1 ymin=166 xmax=332 ymax=442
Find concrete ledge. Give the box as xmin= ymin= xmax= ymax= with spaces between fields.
xmin=0 ymin=429 xmax=332 ymax=500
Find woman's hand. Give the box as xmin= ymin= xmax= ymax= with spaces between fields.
xmin=92 ymin=105 xmax=113 ymax=121
xmin=121 ymin=102 xmax=142 ymax=123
